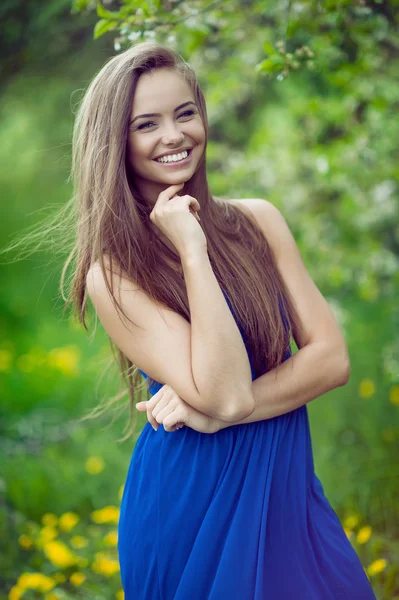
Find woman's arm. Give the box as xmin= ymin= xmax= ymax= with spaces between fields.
xmin=214 ymin=198 xmax=349 ymax=430
xmin=181 ymin=249 xmax=255 ymax=421
xmin=215 ymin=341 xmax=348 ymax=430
xmin=86 ymin=250 xmax=254 ymax=424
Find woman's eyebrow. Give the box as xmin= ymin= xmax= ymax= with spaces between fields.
xmin=130 ymin=101 xmax=197 ymax=124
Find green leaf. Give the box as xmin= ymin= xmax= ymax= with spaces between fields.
xmin=96 ymin=3 xmax=120 ymax=19
xmin=255 ymin=58 xmax=276 ymax=73
xmin=93 ymin=19 xmax=117 ymax=39
xmin=263 ymin=41 xmax=274 ymax=56
xmin=72 ymin=0 xmax=91 ymax=12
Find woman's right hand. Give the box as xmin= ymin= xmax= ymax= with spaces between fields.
xmin=149 ymin=183 xmax=207 ymax=258
xmin=136 ymin=384 xmax=216 ymax=434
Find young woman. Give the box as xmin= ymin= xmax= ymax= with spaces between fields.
xmin=75 ymin=42 xmax=376 ymax=599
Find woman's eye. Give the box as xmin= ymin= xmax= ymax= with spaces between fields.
xmin=137 ymin=121 xmax=156 ymax=130
xmin=136 ymin=110 xmax=196 ymax=131
xmin=178 ymin=110 xmax=195 ymax=118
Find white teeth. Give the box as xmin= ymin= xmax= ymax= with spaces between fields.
xmin=155 ymin=150 xmax=189 ymax=163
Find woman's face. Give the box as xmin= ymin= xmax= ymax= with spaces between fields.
xmin=127 ymin=68 xmax=206 ymax=205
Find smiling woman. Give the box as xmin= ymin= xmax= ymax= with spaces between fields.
xmin=126 ymin=72 xmax=206 ymax=202
xmin=65 ymin=41 xmax=378 ymax=599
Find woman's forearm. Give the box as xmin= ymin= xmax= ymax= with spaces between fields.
xmin=216 ymin=341 xmax=350 ymax=429
xmin=181 ymin=249 xmax=254 ymax=421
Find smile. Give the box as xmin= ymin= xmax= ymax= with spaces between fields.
xmin=153 ymin=149 xmax=193 ymax=167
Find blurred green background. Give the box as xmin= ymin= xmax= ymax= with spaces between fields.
xmin=0 ymin=1 xmax=398 ymax=599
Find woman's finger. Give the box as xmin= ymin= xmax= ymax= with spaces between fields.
xmin=147 ymin=407 xmax=159 ymax=431
xmin=156 ymin=183 xmax=184 ymax=209
xmin=163 ymin=408 xmax=186 ymax=432
xmin=152 ymin=396 xmax=173 ymax=421
xmin=154 ymin=402 xmax=178 ymax=425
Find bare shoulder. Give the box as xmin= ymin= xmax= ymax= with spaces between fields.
xmin=86 ymin=254 xmax=140 ymax=296
xmin=228 ymin=197 xmax=280 ymax=218
xmin=227 ymin=198 xmax=288 ymax=259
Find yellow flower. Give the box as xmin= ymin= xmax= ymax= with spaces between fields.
xmin=359 ymin=379 xmax=375 ymax=399
xmin=85 ymin=456 xmax=105 ymax=475
xmin=18 ymin=534 xmax=33 ymax=549
xmin=37 ymin=525 xmax=58 ymax=547
xmin=92 ymin=552 xmax=120 ymax=577
xmin=70 ymin=535 xmax=88 ymax=549
xmin=104 ymin=530 xmax=118 ymax=546
xmin=118 ymin=484 xmax=124 ymax=501
xmin=343 ymin=528 xmax=353 ymax=540
xmin=116 ymin=590 xmax=125 ymax=600
xmin=343 ymin=515 xmax=359 ymax=530
xmin=356 ymin=525 xmax=372 ymax=544
xmin=53 ymin=574 xmax=66 ymax=584
xmin=8 ymin=586 xmax=23 ymax=600
xmin=69 ymin=572 xmax=86 ymax=587
xmin=48 ymin=345 xmax=81 ymax=377
xmin=43 ymin=540 xmax=78 ymax=569
xmin=42 ymin=513 xmax=58 ymax=527
xmin=45 ymin=593 xmax=60 ymax=600
xmin=389 ymin=385 xmax=399 ymax=406
xmin=91 ymin=506 xmax=120 ymax=524
xmin=367 ymin=558 xmax=387 ymax=577
xmin=59 ymin=512 xmax=80 ymax=532
xmin=0 ymin=349 xmax=13 ymax=372
xmin=17 ymin=572 xmax=56 ymax=592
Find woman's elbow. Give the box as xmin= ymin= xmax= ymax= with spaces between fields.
xmin=219 ymin=389 xmax=255 ymax=422
xmin=337 ymin=351 xmax=351 ymax=386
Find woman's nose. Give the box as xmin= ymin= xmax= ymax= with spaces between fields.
xmin=161 ymin=123 xmax=185 ymax=145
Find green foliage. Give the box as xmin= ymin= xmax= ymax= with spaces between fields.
xmin=0 ymin=0 xmax=398 ymax=597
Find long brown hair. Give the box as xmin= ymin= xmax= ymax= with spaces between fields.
xmin=6 ymin=41 xmax=302 ymax=440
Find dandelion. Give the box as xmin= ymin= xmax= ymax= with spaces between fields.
xmin=85 ymin=456 xmax=105 ymax=475
xmin=91 ymin=506 xmax=120 ymax=524
xmin=104 ymin=530 xmax=118 ymax=546
xmin=343 ymin=515 xmax=359 ymax=530
xmin=53 ymin=574 xmax=66 ymax=584
xmin=356 ymin=525 xmax=372 ymax=544
xmin=71 ymin=535 xmax=88 ymax=549
xmin=48 ymin=345 xmax=81 ymax=377
xmin=0 ymin=349 xmax=13 ymax=372
xmin=343 ymin=528 xmax=353 ymax=540
xmin=92 ymin=552 xmax=120 ymax=577
xmin=59 ymin=512 xmax=79 ymax=532
xmin=116 ymin=590 xmax=125 ymax=600
xmin=17 ymin=572 xmax=56 ymax=592
xmin=37 ymin=526 xmax=58 ymax=546
xmin=8 ymin=586 xmax=23 ymax=600
xmin=42 ymin=513 xmax=58 ymax=527
xmin=367 ymin=558 xmax=387 ymax=577
xmin=69 ymin=572 xmax=86 ymax=586
xmin=43 ymin=540 xmax=79 ymax=569
xmin=359 ymin=379 xmax=375 ymax=399
xmin=45 ymin=593 xmax=60 ymax=600
xmin=18 ymin=534 xmax=33 ymax=549
xmin=389 ymin=385 xmax=399 ymax=406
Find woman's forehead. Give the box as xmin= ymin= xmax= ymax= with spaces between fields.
xmin=131 ymin=70 xmax=193 ymax=114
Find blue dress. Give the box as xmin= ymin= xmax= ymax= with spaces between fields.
xmin=118 ymin=293 xmax=376 ymax=599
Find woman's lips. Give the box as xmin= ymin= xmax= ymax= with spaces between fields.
xmin=153 ymin=148 xmax=193 ymax=168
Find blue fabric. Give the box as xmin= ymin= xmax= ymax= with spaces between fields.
xmin=118 ymin=294 xmax=376 ymax=599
